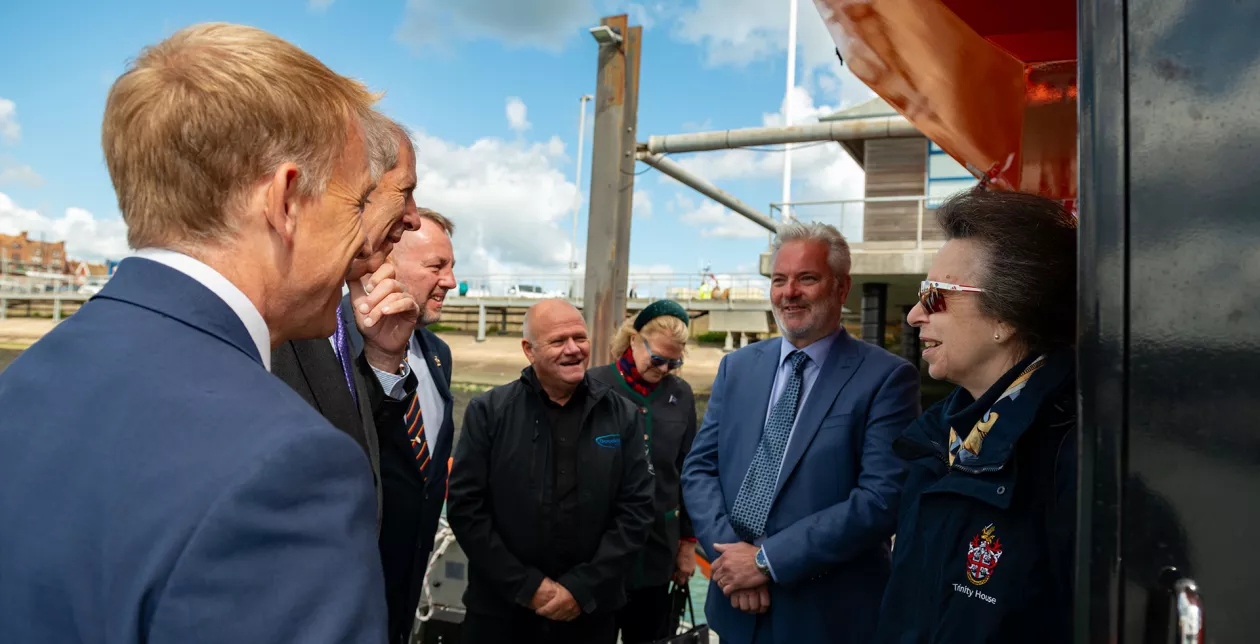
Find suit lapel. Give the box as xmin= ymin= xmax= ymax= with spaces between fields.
xmin=772 ymin=331 xmax=862 ymax=500
xmin=412 ymin=329 xmax=455 ymax=490
xmin=730 ymin=340 xmax=783 ymax=482
xmin=290 ymin=338 xmax=364 ymax=448
xmin=413 ymin=329 xmax=452 ymax=403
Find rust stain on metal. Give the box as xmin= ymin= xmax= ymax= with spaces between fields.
xmin=600 ymin=15 xmax=628 ymax=107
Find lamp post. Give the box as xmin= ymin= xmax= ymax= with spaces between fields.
xmin=569 ymin=94 xmax=593 ymax=297
xmin=781 ymin=0 xmax=799 ymax=222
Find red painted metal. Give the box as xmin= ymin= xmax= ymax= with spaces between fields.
xmin=813 ymin=0 xmax=1078 ymax=200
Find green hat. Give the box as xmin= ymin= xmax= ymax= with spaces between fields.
xmin=634 ymin=300 xmax=689 ymax=331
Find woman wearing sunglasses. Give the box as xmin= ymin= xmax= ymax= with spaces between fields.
xmin=876 ymin=189 xmax=1078 ymax=643
xmin=589 ymin=299 xmax=698 ymax=644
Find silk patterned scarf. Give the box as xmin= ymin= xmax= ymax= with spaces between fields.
xmin=947 ymin=355 xmax=1048 ymax=467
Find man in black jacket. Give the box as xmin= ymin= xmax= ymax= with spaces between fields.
xmin=448 ymin=299 xmax=655 ymax=644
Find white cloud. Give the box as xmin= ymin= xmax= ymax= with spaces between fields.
xmin=670 ymin=0 xmax=874 ymax=110
xmin=505 ymin=97 xmax=531 ymax=133
xmin=396 ymin=0 xmax=597 ymax=52
xmin=629 ymin=263 xmax=676 ymax=275
xmin=675 ymin=194 xmax=769 ymax=239
xmin=633 ymin=189 xmax=653 ymax=218
xmin=408 ymin=129 xmax=578 ymax=276
xmin=0 ymin=192 xmax=130 ymax=262
xmin=0 ymin=158 xmax=42 ymax=187
xmin=673 ymin=0 xmax=835 ymax=69
xmin=0 ymin=98 xmax=20 ymax=145
xmin=307 ymin=0 xmax=335 ymax=11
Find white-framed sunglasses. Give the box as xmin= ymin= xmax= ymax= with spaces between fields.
xmin=918 ymin=280 xmax=984 ymax=313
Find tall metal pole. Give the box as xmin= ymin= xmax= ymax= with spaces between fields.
xmin=583 ymin=14 xmax=641 ymax=364
xmin=781 ymin=0 xmax=799 ymax=221
xmin=569 ymin=94 xmax=592 ymax=297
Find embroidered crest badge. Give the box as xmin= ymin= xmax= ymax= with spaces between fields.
xmin=966 ymin=524 xmax=1003 ymax=586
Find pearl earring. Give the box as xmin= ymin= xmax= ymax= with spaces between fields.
xmin=993 ymin=333 xmax=1000 ymax=341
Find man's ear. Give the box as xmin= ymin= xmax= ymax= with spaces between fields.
xmin=521 ymin=339 xmax=534 ymax=364
xmin=835 ymin=274 xmax=853 ymax=303
xmin=263 ymin=163 xmax=302 ymax=245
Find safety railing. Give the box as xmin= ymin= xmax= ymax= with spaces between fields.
xmin=448 ymin=273 xmax=771 ymax=302
xmin=769 ymin=195 xmax=943 ymax=249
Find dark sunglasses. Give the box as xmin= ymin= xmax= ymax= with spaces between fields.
xmin=918 ymin=280 xmax=984 ymax=314
xmin=642 ymin=337 xmax=683 ymax=371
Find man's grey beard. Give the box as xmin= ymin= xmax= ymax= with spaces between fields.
xmin=772 ymin=300 xmax=842 ymax=342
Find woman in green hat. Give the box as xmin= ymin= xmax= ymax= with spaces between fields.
xmin=589 ymin=300 xmax=699 ymax=643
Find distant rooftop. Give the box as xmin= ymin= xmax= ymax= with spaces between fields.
xmin=818 ymin=96 xmax=899 ymax=122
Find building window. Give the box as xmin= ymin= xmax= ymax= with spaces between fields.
xmin=925 ymin=141 xmax=979 ymax=208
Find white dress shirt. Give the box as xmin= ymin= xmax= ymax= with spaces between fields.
xmin=132 ymin=248 xmax=271 ymax=372
xmin=328 ymin=336 xmax=412 ymax=397
xmin=408 ymin=334 xmax=445 ymax=450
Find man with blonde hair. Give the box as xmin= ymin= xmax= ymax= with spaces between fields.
xmin=0 ymin=23 xmax=390 ymax=643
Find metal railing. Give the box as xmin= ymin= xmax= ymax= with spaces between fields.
xmin=768 ymin=195 xmax=937 ymax=248
xmin=449 ymin=273 xmax=771 ymax=302
xmin=0 ymin=273 xmax=104 ymax=295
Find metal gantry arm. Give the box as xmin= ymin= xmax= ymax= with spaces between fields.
xmin=645 ymin=116 xmax=916 ymax=154
xmin=635 ymin=151 xmax=779 ymax=233
xmin=634 ymin=114 xmax=918 ymax=235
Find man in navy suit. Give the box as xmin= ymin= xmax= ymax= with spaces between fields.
xmin=348 ymin=209 xmax=459 ymax=643
xmin=682 ymin=221 xmax=920 ymax=643
xmin=0 ymin=24 xmax=390 ymax=643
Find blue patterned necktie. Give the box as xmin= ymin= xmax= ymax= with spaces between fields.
xmin=730 ymin=350 xmax=809 ymax=541
xmin=332 ymin=305 xmax=359 ymax=406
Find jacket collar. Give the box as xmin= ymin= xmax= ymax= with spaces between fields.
xmin=899 ymin=346 xmax=1074 ymax=472
xmin=520 ymin=365 xmax=605 ymax=403
xmin=93 ymin=257 xmax=264 ymax=368
xmin=412 ymin=327 xmax=453 ymax=402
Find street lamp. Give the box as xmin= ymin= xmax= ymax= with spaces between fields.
xmin=569 ymin=94 xmax=594 ymax=297
xmin=588 ymin=25 xmax=623 ymax=46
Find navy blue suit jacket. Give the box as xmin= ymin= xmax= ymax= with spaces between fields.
xmin=681 ymin=331 xmax=920 ymax=644
xmin=0 ymin=258 xmax=386 ymax=643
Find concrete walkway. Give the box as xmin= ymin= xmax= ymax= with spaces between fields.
xmin=0 ymin=319 xmax=58 ymax=349
xmin=441 ymin=332 xmax=724 ymax=394
xmin=0 ymin=320 xmax=728 ymax=394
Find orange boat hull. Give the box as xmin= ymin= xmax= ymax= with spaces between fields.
xmin=813 ymin=0 xmax=1078 ymax=201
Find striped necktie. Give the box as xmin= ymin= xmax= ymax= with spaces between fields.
xmin=404 ymin=394 xmax=429 ymax=482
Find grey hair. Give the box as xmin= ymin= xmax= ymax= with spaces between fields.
xmin=770 ymin=221 xmax=852 ymax=279
xmin=522 ymin=298 xmax=580 ymax=344
xmin=362 ymin=113 xmax=413 ymax=181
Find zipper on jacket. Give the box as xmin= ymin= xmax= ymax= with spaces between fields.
xmin=932 ymin=445 xmax=1008 ymax=475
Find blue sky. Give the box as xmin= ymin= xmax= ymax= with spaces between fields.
xmin=0 ymin=0 xmax=876 ymax=287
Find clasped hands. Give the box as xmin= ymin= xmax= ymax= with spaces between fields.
xmin=711 ymin=542 xmax=770 ymax=615
xmin=529 ymin=578 xmax=581 ymax=622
